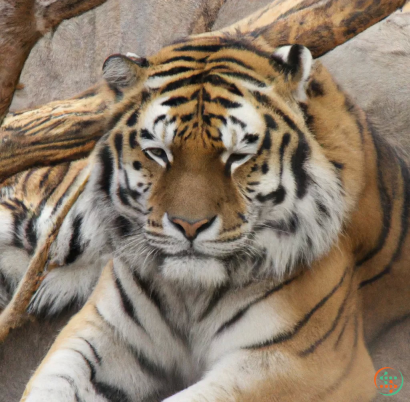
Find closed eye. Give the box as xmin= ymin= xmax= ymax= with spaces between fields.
xmin=225 ymin=153 xmax=253 ymax=175
xmin=144 ymin=148 xmax=169 ymax=167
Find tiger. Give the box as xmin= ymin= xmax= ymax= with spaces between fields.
xmin=1 ymin=0 xmax=406 ymax=319
xmin=0 ymin=30 xmax=403 ymax=402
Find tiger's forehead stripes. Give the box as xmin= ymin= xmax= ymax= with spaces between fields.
xmin=137 ymin=40 xmax=286 ymax=153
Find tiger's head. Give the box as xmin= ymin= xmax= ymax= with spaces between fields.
xmin=96 ymin=38 xmax=348 ymax=287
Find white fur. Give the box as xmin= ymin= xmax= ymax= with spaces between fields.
xmin=161 ymin=256 xmax=227 ymax=287
xmin=273 ymin=45 xmax=313 ymax=101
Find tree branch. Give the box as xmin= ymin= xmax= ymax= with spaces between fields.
xmin=0 ymin=0 xmax=107 ymax=126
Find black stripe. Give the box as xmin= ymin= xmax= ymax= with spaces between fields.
xmin=261 ymin=214 xmax=299 ymax=234
xmin=93 ymin=311 xmax=167 ymax=400
xmin=160 ymin=72 xmax=204 ymax=94
xmin=299 ymin=284 xmax=350 ymax=356
xmin=356 ymin=130 xmax=393 ymax=267
xmin=129 ymin=130 xmax=138 ymax=149
xmin=4 ymin=138 xmax=96 ymax=157
xmin=219 ymin=71 xmax=266 ymax=88
xmin=278 ymin=133 xmax=291 ymax=180
xmin=4 ymin=115 xmax=51 ymax=132
xmin=114 ymin=274 xmax=144 ymax=329
xmin=98 ymin=145 xmax=114 ymax=195
xmin=39 ymin=167 xmax=53 ymax=189
xmin=160 ymin=56 xmax=198 ymax=64
xmin=344 ymin=96 xmax=364 ymax=143
xmin=208 ymin=97 xmax=241 ymax=109
xmin=206 ymin=113 xmax=227 ymax=125
xmin=175 ymin=41 xmax=271 ymax=58
xmin=180 ymin=113 xmax=194 ymax=123
xmin=154 ymin=115 xmax=166 ymax=125
xmin=334 ymin=315 xmax=350 ymax=350
xmin=25 ymin=216 xmax=38 ymax=252
xmin=141 ymin=129 xmax=155 ymax=140
xmin=23 ymin=119 xmax=65 ymax=138
xmin=123 ymin=170 xmax=142 ymax=201
xmin=262 ymin=114 xmax=276 ymax=150
xmin=108 ymin=83 xmax=123 ymax=101
xmin=115 ymin=215 xmax=133 ymax=237
xmin=56 ymin=375 xmax=84 ymax=402
xmin=108 ymin=111 xmax=124 ymax=131
xmin=132 ymin=270 xmax=164 ymax=313
xmin=230 ymin=115 xmax=246 ymax=128
xmin=161 ymin=96 xmax=190 ymax=107
xmin=209 ymin=57 xmax=252 ymax=70
xmin=359 ymin=156 xmax=410 ymax=288
xmin=0 ymin=201 xmax=17 ymax=211
xmin=307 ymin=79 xmax=325 ymax=97
xmin=256 ymin=104 xmax=312 ymax=200
xmin=79 ymin=337 xmax=102 ymax=365
xmin=198 ymin=284 xmax=230 ymax=321
xmin=114 ymin=134 xmax=123 ymax=169
xmin=10 ymin=139 xmax=98 ymax=159
xmin=292 ymin=130 xmax=311 ymax=199
xmin=93 ymin=381 xmax=131 ymax=402
xmin=73 ymin=349 xmax=96 ymax=378
xmin=243 ymin=134 xmax=259 ymax=144
xmin=216 ymin=275 xmax=297 ymax=335
xmin=256 ymin=185 xmax=286 ymax=204
xmin=252 ymin=100 xmax=311 ymax=199
xmin=317 ymin=313 xmax=358 ymax=399
xmin=132 ymin=270 xmax=188 ymax=342
xmin=202 ymin=74 xmax=243 ymax=96
xmin=22 ymin=169 xmax=37 ymax=196
xmin=246 ymin=267 xmax=348 ymax=349
xmin=177 ymin=126 xmax=188 ymax=138
xmin=95 ymin=305 xmax=117 ymax=332
xmin=65 ymin=215 xmax=84 ymax=264
xmin=126 ymin=111 xmax=139 ymax=127
xmin=175 ymin=44 xmax=222 ymax=53
xmin=150 ymin=66 xmax=192 ymax=78
xmin=316 ymin=200 xmax=330 ymax=218
xmin=50 ymin=172 xmax=81 ymax=216
xmin=133 ymin=347 xmax=169 ymax=381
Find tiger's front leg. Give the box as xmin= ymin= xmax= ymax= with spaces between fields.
xmin=22 ymin=260 xmax=192 ymax=402
xmin=163 ymin=258 xmax=376 ymax=402
xmin=164 ymin=323 xmax=374 ymax=402
xmin=164 ymin=338 xmax=374 ymax=402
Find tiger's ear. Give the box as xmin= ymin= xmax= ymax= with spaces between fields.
xmin=102 ymin=53 xmax=149 ymax=89
xmin=271 ymin=45 xmax=312 ymax=102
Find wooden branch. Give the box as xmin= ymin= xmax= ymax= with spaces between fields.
xmin=204 ymin=0 xmax=406 ymax=57
xmin=0 ymin=0 xmax=107 ymax=126
xmin=0 ymin=83 xmax=115 ymax=185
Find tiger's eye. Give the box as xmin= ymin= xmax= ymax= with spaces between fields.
xmin=149 ymin=148 xmax=165 ymax=157
xmin=144 ymin=148 xmax=169 ymax=166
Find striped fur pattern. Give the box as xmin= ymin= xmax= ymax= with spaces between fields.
xmin=3 ymin=36 xmax=409 ymax=401
xmin=0 ymin=159 xmax=111 ymax=314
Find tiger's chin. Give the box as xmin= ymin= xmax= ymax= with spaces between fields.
xmin=160 ymin=255 xmax=227 ymax=288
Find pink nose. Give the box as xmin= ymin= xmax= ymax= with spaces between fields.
xmin=170 ymin=216 xmax=215 ymax=240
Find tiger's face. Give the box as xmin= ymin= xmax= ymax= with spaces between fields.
xmin=100 ymin=39 xmax=345 ymax=287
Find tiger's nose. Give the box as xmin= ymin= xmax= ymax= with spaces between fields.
xmin=170 ymin=216 xmax=216 ymax=241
